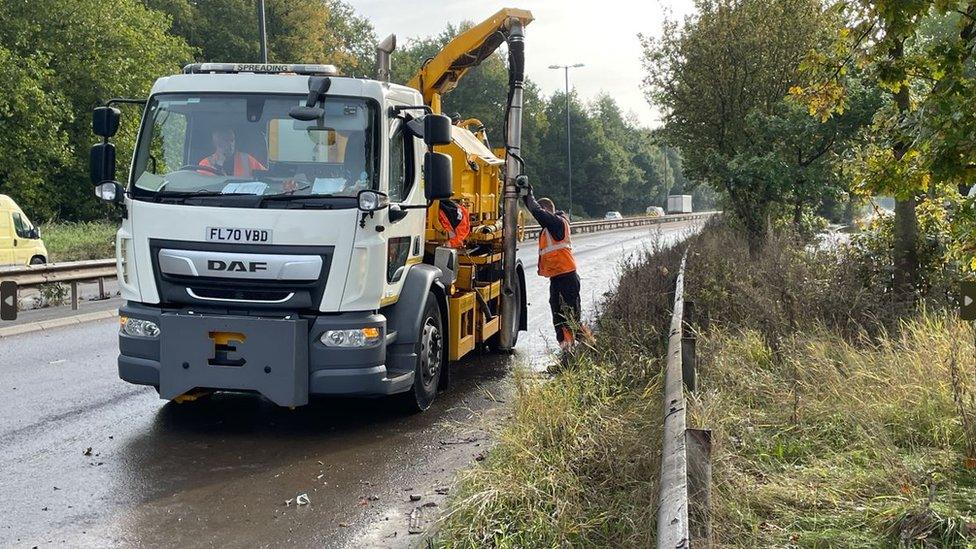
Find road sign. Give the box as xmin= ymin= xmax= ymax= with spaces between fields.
xmin=962 ymin=281 xmax=976 ymax=321
xmin=0 ymin=280 xmax=16 ymax=321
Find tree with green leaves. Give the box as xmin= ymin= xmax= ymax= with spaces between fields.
xmin=0 ymin=46 xmax=70 ymax=219
xmin=642 ymin=0 xmax=835 ymax=251
xmin=792 ymin=0 xmax=976 ymax=291
xmin=0 ymin=0 xmax=193 ymax=220
xmin=144 ymin=0 xmax=376 ymax=74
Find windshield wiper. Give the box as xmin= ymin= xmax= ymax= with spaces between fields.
xmin=258 ymin=193 xmax=356 ymax=208
xmin=260 ymin=192 xmax=337 ymax=201
xmin=152 ymin=190 xmax=255 ymax=202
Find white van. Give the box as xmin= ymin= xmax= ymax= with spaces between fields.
xmin=0 ymin=194 xmax=48 ymax=266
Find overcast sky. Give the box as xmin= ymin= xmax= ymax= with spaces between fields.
xmin=349 ymin=0 xmax=696 ymax=127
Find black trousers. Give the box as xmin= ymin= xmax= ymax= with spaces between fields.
xmin=549 ymin=271 xmax=581 ymax=343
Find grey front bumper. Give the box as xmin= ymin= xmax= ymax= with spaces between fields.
xmin=118 ymin=302 xmax=414 ymax=405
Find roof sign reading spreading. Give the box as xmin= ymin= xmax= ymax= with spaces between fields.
xmin=182 ymin=63 xmax=338 ymax=76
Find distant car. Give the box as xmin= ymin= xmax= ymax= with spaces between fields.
xmin=604 ymin=211 xmax=623 ymax=220
xmin=645 ymin=206 xmax=665 ymax=217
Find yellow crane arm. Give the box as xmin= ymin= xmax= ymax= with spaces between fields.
xmin=407 ymin=7 xmax=533 ymax=110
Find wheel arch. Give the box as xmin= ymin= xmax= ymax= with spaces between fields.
xmin=385 ymin=263 xmax=448 ymax=349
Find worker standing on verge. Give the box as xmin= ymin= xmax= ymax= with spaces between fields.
xmin=521 ymin=185 xmax=582 ymax=351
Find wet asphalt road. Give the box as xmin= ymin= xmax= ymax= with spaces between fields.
xmin=0 ymin=220 xmax=698 ymax=548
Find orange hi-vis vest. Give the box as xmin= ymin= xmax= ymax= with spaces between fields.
xmin=199 ymin=152 xmax=265 ymax=177
xmin=538 ymin=217 xmax=576 ymax=278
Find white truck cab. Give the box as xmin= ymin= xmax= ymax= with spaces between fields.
xmin=91 ymin=63 xmax=462 ymax=410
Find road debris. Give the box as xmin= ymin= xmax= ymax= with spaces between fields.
xmin=408 ymin=508 xmax=423 ymax=534
xmin=83 ymin=447 xmax=92 ymax=456
xmin=409 ymin=494 xmax=422 ymax=502
xmin=435 ymin=487 xmax=449 ymax=495
xmin=439 ymin=436 xmax=481 ymax=445
xmin=296 ymin=493 xmax=310 ymax=506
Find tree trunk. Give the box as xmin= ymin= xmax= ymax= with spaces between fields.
xmin=746 ymin=204 xmax=768 ymax=258
xmin=892 ymin=196 xmax=919 ymax=296
xmin=889 ymin=36 xmax=919 ymax=302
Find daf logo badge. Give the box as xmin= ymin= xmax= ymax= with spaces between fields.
xmin=207 ymin=259 xmax=269 ymax=273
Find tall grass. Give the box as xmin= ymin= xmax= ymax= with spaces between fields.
xmin=699 ymin=315 xmax=976 ymax=546
xmin=436 ymin=353 xmax=665 ymax=548
xmin=436 ymin=219 xmax=973 ymax=547
xmin=40 ymin=220 xmax=116 ymax=262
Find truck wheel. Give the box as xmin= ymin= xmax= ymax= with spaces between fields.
xmin=403 ymin=295 xmax=443 ymax=412
xmin=29 ymin=256 xmax=45 ymax=265
xmin=487 ymin=274 xmax=522 ymax=353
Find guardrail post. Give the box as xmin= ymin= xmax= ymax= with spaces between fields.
xmin=686 ymin=428 xmax=712 ymax=542
xmin=97 ymin=277 xmax=105 ymax=300
xmin=681 ymin=336 xmax=697 ymax=392
xmin=681 ymin=301 xmax=697 ymax=391
xmin=70 ymin=281 xmax=78 ymax=310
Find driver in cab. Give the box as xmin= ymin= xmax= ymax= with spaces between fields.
xmin=198 ymin=128 xmax=266 ymax=177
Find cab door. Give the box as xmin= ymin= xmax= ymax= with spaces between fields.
xmin=11 ymin=211 xmax=33 ymax=265
xmin=380 ymin=114 xmax=426 ymax=306
xmin=0 ymin=209 xmax=15 ymax=265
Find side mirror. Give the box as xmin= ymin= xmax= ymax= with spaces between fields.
xmin=90 ymin=143 xmax=116 ymax=184
xmin=93 ymin=106 xmax=121 ymax=138
xmin=29 ymin=227 xmax=40 ymax=240
xmin=423 ymin=114 xmax=452 ymax=146
xmin=424 ymin=152 xmax=453 ymax=200
xmin=95 ymin=181 xmax=124 ymax=204
xmin=357 ymin=190 xmax=390 ymax=212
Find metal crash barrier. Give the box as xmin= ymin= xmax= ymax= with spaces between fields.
xmin=522 ymin=211 xmax=717 ymax=240
xmin=657 ymin=249 xmax=712 ymax=548
xmin=0 ymin=259 xmax=116 ymax=310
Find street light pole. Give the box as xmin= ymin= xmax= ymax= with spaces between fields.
xmin=257 ymin=0 xmax=268 ymax=63
xmin=549 ymin=63 xmax=584 ymax=217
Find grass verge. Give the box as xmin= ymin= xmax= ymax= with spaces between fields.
xmin=40 ymin=220 xmax=116 ymax=262
xmin=699 ymin=315 xmax=976 ymax=546
xmin=435 ymin=219 xmax=975 ymax=547
xmin=434 ymin=355 xmax=663 ymax=547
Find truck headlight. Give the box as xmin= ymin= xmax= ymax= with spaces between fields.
xmin=120 ymin=316 xmax=160 ymax=338
xmin=321 ymin=327 xmax=381 ymax=348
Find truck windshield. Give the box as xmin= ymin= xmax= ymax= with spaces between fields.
xmin=130 ymin=93 xmax=377 ymax=204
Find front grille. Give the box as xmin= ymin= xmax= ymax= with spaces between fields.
xmin=149 ymin=239 xmax=333 ymax=311
xmin=187 ymin=287 xmax=293 ymax=303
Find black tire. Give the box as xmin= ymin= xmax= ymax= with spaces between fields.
xmin=402 ymin=295 xmax=444 ymax=413
xmin=487 ymin=274 xmax=522 ymax=353
xmin=29 ymin=256 xmax=45 ymax=265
